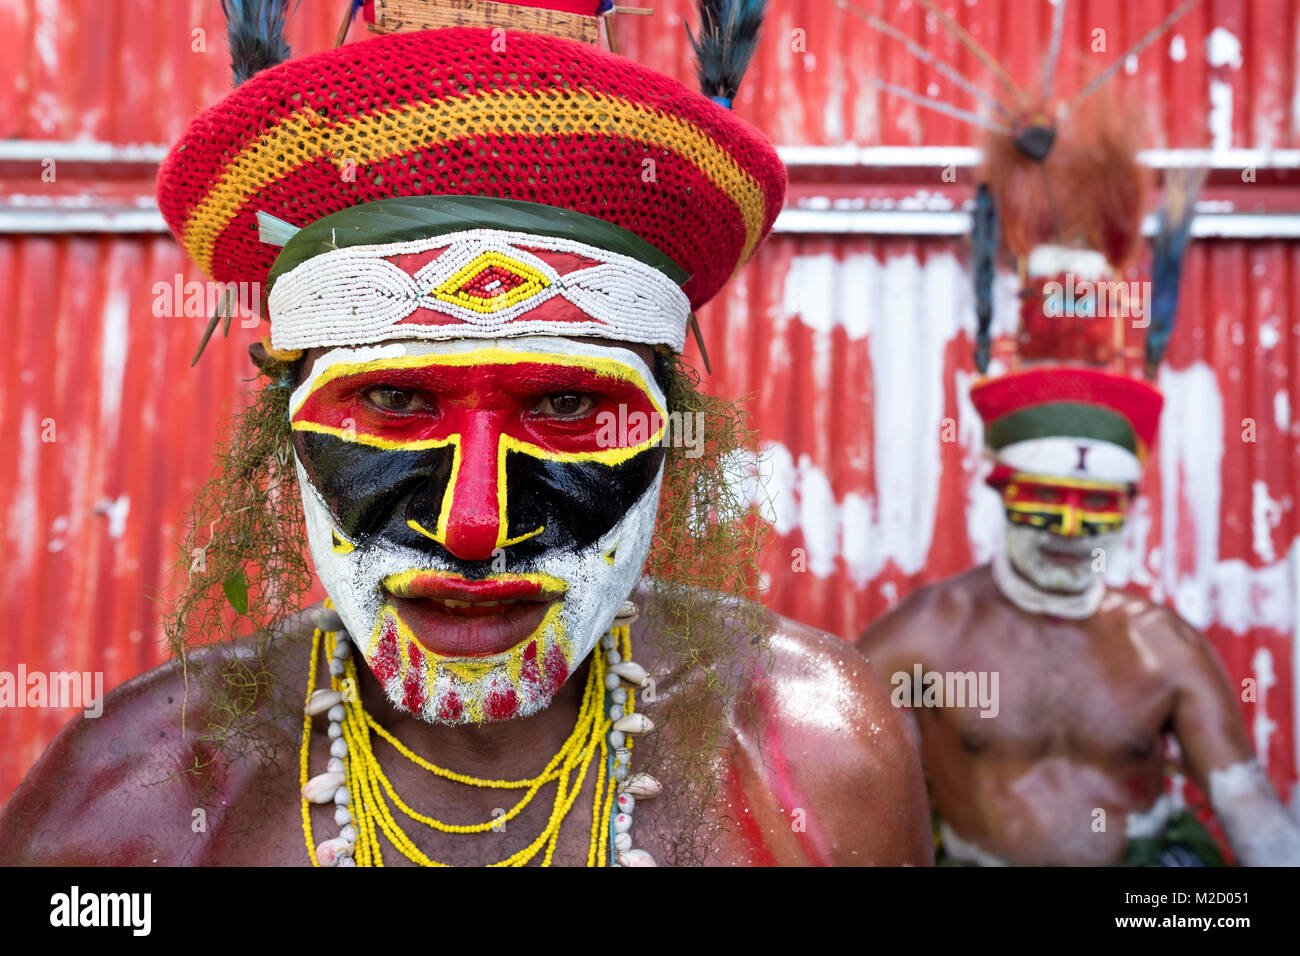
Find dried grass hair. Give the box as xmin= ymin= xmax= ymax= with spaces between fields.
xmin=163 ymin=347 xmax=770 ymax=863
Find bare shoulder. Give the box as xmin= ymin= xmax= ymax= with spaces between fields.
xmin=856 ymin=564 xmax=995 ymax=655
xmin=757 ymin=610 xmax=932 ymax=864
xmin=0 ymin=630 xmax=313 ymax=866
xmin=650 ymin=592 xmax=932 ymax=865
xmin=1112 ymin=592 xmax=1232 ymax=679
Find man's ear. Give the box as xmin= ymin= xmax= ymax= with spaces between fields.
xmin=249 ymin=339 xmax=273 ymax=372
xmin=249 ymin=337 xmax=305 ymax=377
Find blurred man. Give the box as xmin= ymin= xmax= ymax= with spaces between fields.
xmin=859 ymin=365 xmax=1300 ymax=865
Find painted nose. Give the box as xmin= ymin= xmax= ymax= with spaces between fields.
xmin=1057 ymin=502 xmax=1086 ymax=537
xmin=439 ymin=419 xmax=503 ymax=562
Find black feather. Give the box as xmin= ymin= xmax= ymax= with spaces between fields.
xmin=971 ymin=183 xmax=998 ymax=373
xmin=220 ymin=0 xmax=296 ymax=87
xmin=686 ymin=0 xmax=768 ymax=103
xmin=1146 ymin=171 xmax=1203 ymax=374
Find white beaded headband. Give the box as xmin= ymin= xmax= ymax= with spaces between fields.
xmin=267 ymin=229 xmax=692 ymax=352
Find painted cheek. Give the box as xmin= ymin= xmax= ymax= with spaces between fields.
xmin=402 ymin=641 xmax=428 ymax=712
xmin=371 ymin=616 xmax=402 ymax=685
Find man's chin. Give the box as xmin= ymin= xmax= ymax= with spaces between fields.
xmin=356 ymin=599 xmax=575 ymax=723
xmin=1019 ymin=555 xmax=1094 ymax=594
xmin=381 ymin=675 xmax=560 ymax=726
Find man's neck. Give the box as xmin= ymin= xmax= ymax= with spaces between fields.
xmin=354 ymin=652 xmax=591 ymax=779
xmin=991 ymin=551 xmax=1106 ymax=620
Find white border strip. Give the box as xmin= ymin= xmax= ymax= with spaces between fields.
xmin=771 ymin=209 xmax=1300 ymax=238
xmin=5 ymin=205 xmax=1300 ymax=238
xmin=3 ymin=140 xmax=1298 ymax=171
xmin=775 ymin=144 xmax=1300 ymax=170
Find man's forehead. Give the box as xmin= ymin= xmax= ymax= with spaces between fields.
xmin=294 ymin=336 xmax=661 ymax=402
xmin=1005 ymin=472 xmax=1129 ymax=494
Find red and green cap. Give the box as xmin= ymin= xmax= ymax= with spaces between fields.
xmin=970 ymin=366 xmax=1164 ymax=485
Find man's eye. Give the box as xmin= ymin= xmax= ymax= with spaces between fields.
xmin=1084 ymin=494 xmax=1115 ymax=510
xmin=1033 ymin=487 xmax=1063 ymax=503
xmin=364 ymin=386 xmax=431 ymax=413
xmin=535 ymin=393 xmax=595 ymax=418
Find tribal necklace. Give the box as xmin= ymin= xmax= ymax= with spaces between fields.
xmin=299 ymin=602 xmax=661 ymax=867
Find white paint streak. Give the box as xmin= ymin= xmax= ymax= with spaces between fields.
xmin=9 ymin=408 xmax=41 ymax=573
xmin=95 ymin=495 xmax=130 ymax=540
xmin=98 ymin=284 xmax=130 ymax=446
xmin=1259 ymin=318 xmax=1281 ymax=350
xmin=1251 ymin=480 xmax=1283 ymax=563
xmin=1250 ymin=647 xmax=1277 ymax=767
xmin=764 ymin=253 xmax=1023 ymax=581
xmin=1205 ymin=28 xmax=1242 ymax=151
xmin=1276 ymin=389 xmax=1291 ymax=430
xmin=1109 ymin=363 xmax=1296 ymax=636
xmin=1209 ymin=79 xmax=1235 ymax=151
xmin=1169 ymin=35 xmax=1187 ymax=63
xmin=1207 ymin=27 xmax=1244 ymax=69
xmin=1159 ymin=363 xmax=1223 ymax=629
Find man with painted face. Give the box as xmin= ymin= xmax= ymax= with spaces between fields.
xmin=0 ymin=5 xmax=931 ymax=866
xmin=858 ymin=365 xmax=1300 ymax=866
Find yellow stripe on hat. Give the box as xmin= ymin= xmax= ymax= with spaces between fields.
xmin=180 ymin=90 xmax=768 ymax=278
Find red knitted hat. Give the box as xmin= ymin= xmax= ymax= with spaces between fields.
xmin=156 ymin=25 xmax=786 ymax=333
xmin=971 ymin=365 xmax=1163 ymax=484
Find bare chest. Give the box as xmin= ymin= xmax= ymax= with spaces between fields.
xmin=917 ymin=608 xmax=1175 ymax=762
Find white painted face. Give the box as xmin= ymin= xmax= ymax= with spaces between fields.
xmin=289 ymin=336 xmax=667 ymax=723
xmin=1005 ymin=521 xmax=1118 ymax=593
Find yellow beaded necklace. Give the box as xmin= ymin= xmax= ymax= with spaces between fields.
xmin=300 ymin=621 xmax=636 ymax=867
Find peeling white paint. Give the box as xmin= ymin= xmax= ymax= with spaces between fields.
xmin=1251 ymin=647 xmax=1278 ymax=767
xmin=1159 ymin=362 xmax=1224 ymax=628
xmin=1209 ymin=79 xmax=1235 ymax=151
xmin=98 ymin=282 xmax=130 ymax=447
xmin=1275 ymin=389 xmax=1290 ymax=430
xmin=95 ymin=494 xmax=130 ymax=540
xmin=1252 ymin=480 xmax=1283 ymax=563
xmin=9 ymin=408 xmax=41 ymax=573
xmin=1169 ymin=35 xmax=1187 ymax=62
xmin=1207 ymin=27 xmax=1244 ymax=69
xmin=1259 ymin=318 xmax=1280 ymax=350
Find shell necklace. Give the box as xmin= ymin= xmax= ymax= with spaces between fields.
xmin=299 ymin=601 xmax=661 ymax=866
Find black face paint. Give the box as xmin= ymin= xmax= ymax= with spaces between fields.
xmin=293 ymin=429 xmax=664 ymax=568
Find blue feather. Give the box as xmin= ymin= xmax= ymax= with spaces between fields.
xmin=1147 ymin=177 xmax=1201 ymax=371
xmin=687 ymin=0 xmax=769 ymax=104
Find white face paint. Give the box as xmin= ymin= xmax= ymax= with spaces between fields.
xmin=290 ymin=336 xmax=667 ymax=724
xmin=1004 ymin=521 xmax=1118 ymax=594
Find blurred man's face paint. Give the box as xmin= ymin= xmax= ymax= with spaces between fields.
xmin=1001 ymin=473 xmax=1130 ymax=592
xmin=289 ymin=337 xmax=666 ymax=723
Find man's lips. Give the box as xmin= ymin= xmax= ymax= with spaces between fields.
xmin=1040 ymin=546 xmax=1088 ymax=565
xmin=382 ymin=572 xmax=565 ymax=657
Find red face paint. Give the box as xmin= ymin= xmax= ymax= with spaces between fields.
xmin=293 ymin=356 xmax=664 ymax=561
xmin=1001 ymin=474 xmax=1130 ymax=537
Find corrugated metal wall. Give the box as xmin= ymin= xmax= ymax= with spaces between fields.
xmin=2 ymin=0 xmax=1298 ymax=815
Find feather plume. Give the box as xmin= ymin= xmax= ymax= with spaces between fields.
xmin=220 ymin=0 xmax=296 ymax=87
xmin=687 ymin=0 xmax=768 ymax=105
xmin=980 ymin=87 xmax=1147 ymax=271
xmin=1146 ymin=168 xmax=1205 ymax=374
xmin=971 ymin=183 xmax=998 ymax=373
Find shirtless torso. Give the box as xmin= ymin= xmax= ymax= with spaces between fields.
xmin=0 ymin=594 xmax=932 ymax=867
xmin=857 ymin=564 xmax=1254 ymax=866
